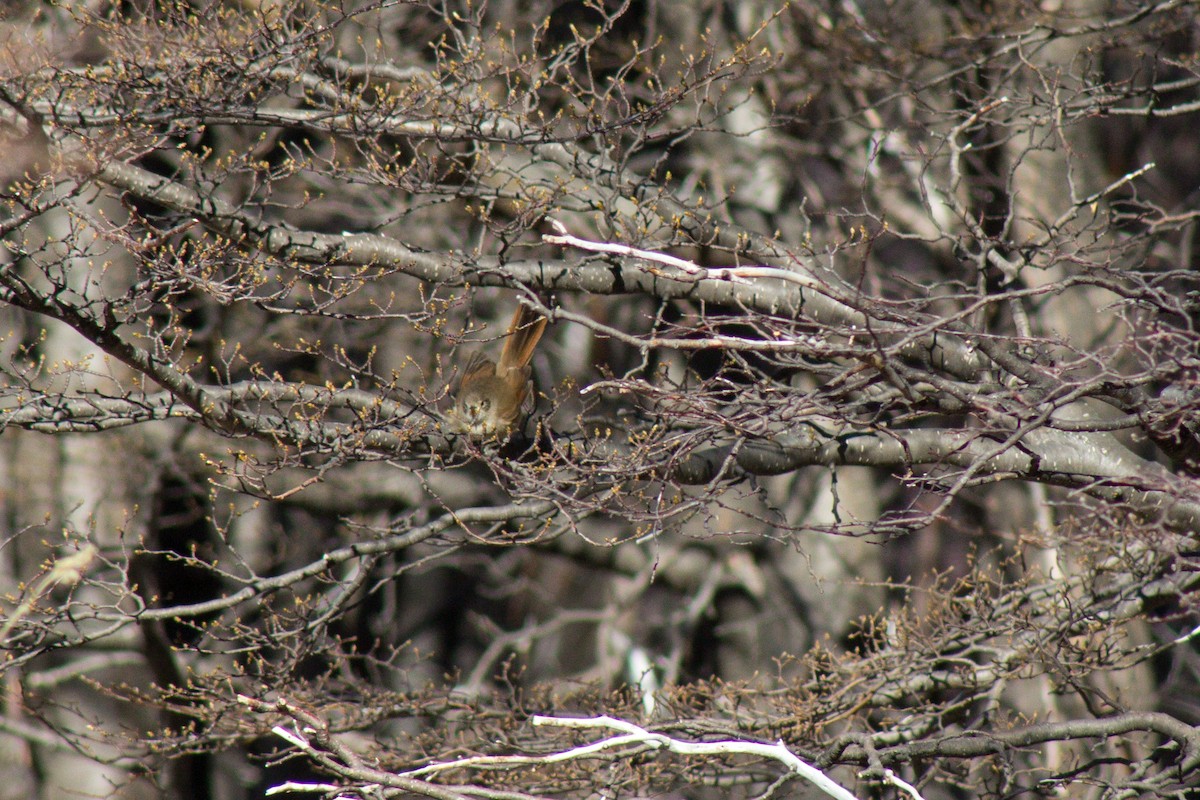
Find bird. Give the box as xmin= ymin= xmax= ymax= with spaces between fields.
xmin=447 ymin=303 xmax=548 ymax=439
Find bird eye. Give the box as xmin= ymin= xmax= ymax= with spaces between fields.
xmin=480 ymin=399 xmax=491 ymax=410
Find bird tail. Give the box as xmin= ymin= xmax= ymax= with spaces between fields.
xmin=497 ymin=303 xmax=548 ymax=373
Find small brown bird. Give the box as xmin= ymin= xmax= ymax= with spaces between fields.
xmin=447 ymin=304 xmax=548 ymax=438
